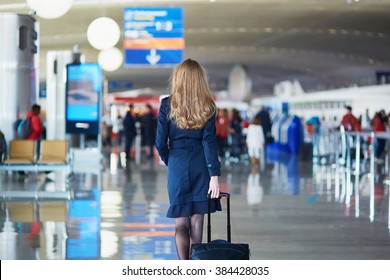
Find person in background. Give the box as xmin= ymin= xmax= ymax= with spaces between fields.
xmin=155 ymin=59 xmax=221 ymax=260
xmin=112 ymin=111 xmax=124 ymax=147
xmin=17 ymin=104 xmax=44 ymax=176
xmin=388 ymin=112 xmax=390 ymax=131
xmin=331 ymin=116 xmax=339 ymax=130
xmin=373 ymin=109 xmax=387 ymax=158
xmin=123 ymin=104 xmax=137 ymax=159
xmin=229 ymin=108 xmax=243 ymax=158
xmin=101 ymin=109 xmax=112 ymax=147
xmin=0 ymin=129 xmax=7 ymax=163
xmin=255 ymin=105 xmax=272 ymax=145
xmin=26 ymin=104 xmax=44 ymax=140
xmin=117 ymin=113 xmax=124 ymax=148
xmin=341 ymin=105 xmax=361 ymax=132
xmin=141 ymin=104 xmax=157 ymax=159
xmin=359 ymin=108 xmax=372 ymax=154
xmin=306 ymin=116 xmax=321 ymax=157
xmin=340 ymin=106 xmax=362 ymax=163
xmin=360 ymin=108 xmax=372 ymax=131
xmin=246 ymin=117 xmax=265 ymax=169
xmin=215 ymin=108 xmax=229 ymax=158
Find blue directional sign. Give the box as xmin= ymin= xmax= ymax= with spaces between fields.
xmin=124 ymin=49 xmax=183 ymax=65
xmin=123 ymin=7 xmax=184 ymax=66
xmin=108 ymin=80 xmax=133 ymax=91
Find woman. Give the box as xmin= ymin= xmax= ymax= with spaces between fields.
xmin=155 ymin=59 xmax=221 ymax=260
xmin=246 ymin=117 xmax=265 ymax=168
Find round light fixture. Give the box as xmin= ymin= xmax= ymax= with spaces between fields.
xmin=26 ymin=0 xmax=73 ymax=19
xmin=98 ymin=48 xmax=123 ymax=72
xmin=87 ymin=17 xmax=121 ymax=50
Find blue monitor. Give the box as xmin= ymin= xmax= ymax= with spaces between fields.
xmin=65 ymin=63 xmax=101 ymax=135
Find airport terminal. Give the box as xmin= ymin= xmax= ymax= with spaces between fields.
xmin=0 ymin=0 xmax=390 ymax=260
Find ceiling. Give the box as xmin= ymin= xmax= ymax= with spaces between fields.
xmin=1 ymin=0 xmax=390 ymax=98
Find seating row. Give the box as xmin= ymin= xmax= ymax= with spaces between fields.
xmin=0 ymin=139 xmax=69 ymax=171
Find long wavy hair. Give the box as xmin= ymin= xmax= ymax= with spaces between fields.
xmin=169 ymin=59 xmax=216 ymax=129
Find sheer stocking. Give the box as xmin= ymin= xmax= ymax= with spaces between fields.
xmin=190 ymin=214 xmax=205 ymax=245
xmin=174 ymin=214 xmax=205 ymax=260
xmin=175 ymin=217 xmax=190 ymax=260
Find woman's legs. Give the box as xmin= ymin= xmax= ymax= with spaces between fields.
xmin=174 ymin=214 xmax=205 ymax=260
xmin=175 ymin=217 xmax=190 ymax=260
xmin=190 ymin=214 xmax=204 ymax=244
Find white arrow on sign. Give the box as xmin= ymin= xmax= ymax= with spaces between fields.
xmin=146 ymin=49 xmax=161 ymax=65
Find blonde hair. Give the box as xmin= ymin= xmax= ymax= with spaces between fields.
xmin=169 ymin=59 xmax=216 ymax=129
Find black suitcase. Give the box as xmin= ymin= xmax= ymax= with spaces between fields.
xmin=190 ymin=192 xmax=250 ymax=260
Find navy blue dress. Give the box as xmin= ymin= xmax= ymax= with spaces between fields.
xmin=155 ymin=97 xmax=222 ymax=218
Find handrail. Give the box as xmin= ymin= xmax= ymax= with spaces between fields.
xmin=313 ymin=127 xmax=389 ymax=229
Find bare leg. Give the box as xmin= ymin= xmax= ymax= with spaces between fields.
xmin=175 ymin=217 xmax=190 ymax=260
xmin=190 ymin=214 xmax=205 ymax=245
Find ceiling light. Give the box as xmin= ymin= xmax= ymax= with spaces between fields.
xmin=26 ymin=0 xmax=73 ymax=19
xmin=98 ymin=47 xmax=123 ymax=72
xmin=87 ymin=17 xmax=120 ymax=50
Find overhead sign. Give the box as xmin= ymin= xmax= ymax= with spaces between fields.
xmin=123 ymin=7 xmax=184 ymax=66
xmin=108 ymin=80 xmax=133 ymax=92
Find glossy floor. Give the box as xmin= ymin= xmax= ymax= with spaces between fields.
xmin=0 ymin=149 xmax=389 ymax=260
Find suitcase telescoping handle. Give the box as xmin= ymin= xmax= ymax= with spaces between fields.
xmin=207 ymin=192 xmax=231 ymax=243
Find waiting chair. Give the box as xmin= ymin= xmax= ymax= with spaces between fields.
xmin=3 ymin=140 xmax=36 ymax=164
xmin=37 ymin=140 xmax=68 ymax=164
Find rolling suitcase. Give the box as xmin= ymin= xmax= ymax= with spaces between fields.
xmin=190 ymin=192 xmax=250 ymax=260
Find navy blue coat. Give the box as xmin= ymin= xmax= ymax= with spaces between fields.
xmin=155 ymin=97 xmax=221 ymax=217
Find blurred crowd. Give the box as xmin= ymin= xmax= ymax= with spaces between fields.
xmin=101 ymin=103 xmax=157 ymax=160
xmin=306 ymin=106 xmax=390 ymax=159
xmin=101 ymin=104 xmax=274 ymax=166
xmin=102 ymin=102 xmax=390 ymax=164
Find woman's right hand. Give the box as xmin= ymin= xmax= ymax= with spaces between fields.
xmin=208 ymin=176 xmax=220 ymax=198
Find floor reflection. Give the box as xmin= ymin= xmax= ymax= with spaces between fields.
xmin=0 ymin=148 xmax=389 ymax=260
xmin=67 ymin=188 xmax=100 ymax=260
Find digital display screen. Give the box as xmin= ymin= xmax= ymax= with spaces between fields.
xmin=66 ymin=64 xmax=100 ymax=121
xmin=65 ymin=63 xmax=101 ymax=135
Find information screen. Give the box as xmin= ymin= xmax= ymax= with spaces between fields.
xmin=65 ymin=63 xmax=101 ymax=134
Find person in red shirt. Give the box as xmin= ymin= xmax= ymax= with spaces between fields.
xmin=340 ymin=106 xmax=362 ymax=163
xmin=341 ymin=106 xmax=361 ymax=132
xmin=26 ymin=104 xmax=44 ymax=140
xmin=215 ymin=108 xmax=229 ymax=158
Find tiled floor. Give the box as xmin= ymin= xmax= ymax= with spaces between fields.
xmin=0 ymin=148 xmax=389 ymax=260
